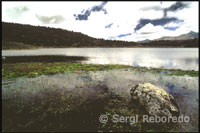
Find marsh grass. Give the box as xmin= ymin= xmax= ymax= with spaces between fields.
xmin=2 ymin=62 xmax=198 ymax=79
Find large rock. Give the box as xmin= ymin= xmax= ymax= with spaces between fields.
xmin=130 ymin=83 xmax=179 ymax=117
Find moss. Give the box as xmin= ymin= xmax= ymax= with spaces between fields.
xmin=2 ymin=62 xmax=198 ymax=79
xmin=2 ymin=62 xmax=130 ymax=79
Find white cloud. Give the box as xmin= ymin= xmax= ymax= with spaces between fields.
xmin=137 ymin=23 xmax=163 ymax=34
xmin=164 ymin=22 xmax=179 ymax=27
xmin=2 ymin=1 xmax=199 ymax=42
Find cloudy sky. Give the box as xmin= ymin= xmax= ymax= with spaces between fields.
xmin=2 ymin=1 xmax=199 ymax=42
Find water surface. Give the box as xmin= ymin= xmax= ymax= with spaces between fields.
xmin=2 ymin=48 xmax=198 ymax=70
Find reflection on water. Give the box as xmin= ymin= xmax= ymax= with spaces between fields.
xmin=2 ymin=48 xmax=199 ymax=70
xmin=2 ymin=69 xmax=199 ymax=131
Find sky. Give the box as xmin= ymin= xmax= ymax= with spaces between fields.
xmin=2 ymin=1 xmax=199 ymax=42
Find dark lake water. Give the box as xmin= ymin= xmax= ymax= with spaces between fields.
xmin=2 ymin=48 xmax=199 ymax=70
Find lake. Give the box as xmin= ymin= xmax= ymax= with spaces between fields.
xmin=2 ymin=48 xmax=199 ymax=71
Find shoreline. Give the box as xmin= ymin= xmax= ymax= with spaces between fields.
xmin=2 ymin=57 xmax=199 ymax=132
xmin=2 ymin=62 xmax=198 ymax=79
xmin=2 ymin=46 xmax=199 ymax=50
xmin=2 ymin=66 xmax=198 ymax=132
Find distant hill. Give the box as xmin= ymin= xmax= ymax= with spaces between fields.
xmin=140 ymin=38 xmax=198 ymax=47
xmin=137 ymin=39 xmax=151 ymax=43
xmin=156 ymin=31 xmax=198 ymax=41
xmin=2 ymin=22 xmax=139 ymax=49
xmin=2 ymin=22 xmax=198 ymax=49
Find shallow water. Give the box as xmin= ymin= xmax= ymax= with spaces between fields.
xmin=2 ymin=48 xmax=199 ymax=70
xmin=2 ymin=69 xmax=199 ymax=132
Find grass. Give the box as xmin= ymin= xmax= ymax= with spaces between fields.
xmin=2 ymin=62 xmax=198 ymax=79
xmin=2 ymin=62 xmax=130 ymax=79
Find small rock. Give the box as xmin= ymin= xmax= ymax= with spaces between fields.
xmin=130 ymin=83 xmax=179 ymax=117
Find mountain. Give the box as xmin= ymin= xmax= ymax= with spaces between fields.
xmin=137 ymin=39 xmax=151 ymax=43
xmin=140 ymin=38 xmax=198 ymax=47
xmin=2 ymin=22 xmax=139 ymax=49
xmin=156 ymin=31 xmax=198 ymax=41
xmin=2 ymin=22 xmax=198 ymax=49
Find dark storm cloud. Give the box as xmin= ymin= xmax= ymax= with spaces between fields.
xmin=140 ymin=2 xmax=189 ymax=17
xmin=163 ymin=2 xmax=189 ymax=17
xmin=74 ymin=1 xmax=108 ymax=21
xmin=134 ymin=17 xmax=183 ymax=32
xmin=35 ymin=14 xmax=65 ymax=24
xmin=135 ymin=2 xmax=188 ymax=32
xmin=105 ymin=23 xmax=113 ymax=28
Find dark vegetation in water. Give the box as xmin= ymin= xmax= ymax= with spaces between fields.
xmin=2 ymin=62 xmax=198 ymax=79
xmin=2 ymin=83 xmax=179 ymax=132
xmin=2 ymin=55 xmax=88 ymax=64
xmin=2 ymin=22 xmax=198 ymax=49
xmin=2 ymin=62 xmax=130 ymax=78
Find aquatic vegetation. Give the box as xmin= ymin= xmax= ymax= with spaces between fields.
xmin=2 ymin=62 xmax=198 ymax=79
xmin=2 ymin=82 xmax=177 ymax=132
xmin=2 ymin=69 xmax=198 ymax=132
xmin=2 ymin=62 xmax=129 ymax=78
xmin=2 ymin=62 xmax=198 ymax=132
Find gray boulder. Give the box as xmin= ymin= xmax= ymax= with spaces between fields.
xmin=130 ymin=83 xmax=179 ymax=117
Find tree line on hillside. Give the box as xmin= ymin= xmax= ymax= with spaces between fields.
xmin=2 ymin=22 xmax=198 ymax=48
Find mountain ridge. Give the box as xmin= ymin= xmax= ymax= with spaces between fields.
xmin=156 ymin=31 xmax=198 ymax=41
xmin=2 ymin=22 xmax=198 ymax=49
